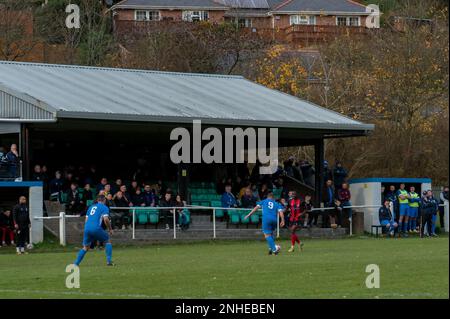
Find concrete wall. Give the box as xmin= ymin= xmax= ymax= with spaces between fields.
xmin=350 ymin=182 xmax=380 ymax=233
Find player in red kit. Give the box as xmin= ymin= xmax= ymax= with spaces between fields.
xmin=287 ymin=191 xmax=305 ymax=253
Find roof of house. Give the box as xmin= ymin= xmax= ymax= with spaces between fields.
xmin=0 ymin=61 xmax=374 ymax=133
xmin=213 ymin=0 xmax=269 ymax=9
xmin=112 ymin=0 xmax=229 ymax=10
xmin=271 ymin=0 xmax=369 ymax=14
xmin=112 ymin=0 xmax=369 ymax=14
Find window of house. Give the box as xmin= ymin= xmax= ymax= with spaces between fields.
xmin=182 ymin=11 xmax=209 ymax=22
xmin=236 ymin=18 xmax=252 ymax=28
xmin=336 ymin=16 xmax=360 ymax=26
xmin=135 ymin=10 xmax=148 ymax=21
xmin=290 ymin=15 xmax=316 ymax=25
xmin=148 ymin=11 xmax=161 ymax=21
xmin=134 ymin=10 xmax=160 ymax=21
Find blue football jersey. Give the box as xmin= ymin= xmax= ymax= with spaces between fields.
xmin=257 ymin=198 xmax=282 ymax=219
xmin=85 ymin=203 xmax=110 ymax=230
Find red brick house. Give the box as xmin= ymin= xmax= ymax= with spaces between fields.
xmin=111 ymin=0 xmax=379 ymax=41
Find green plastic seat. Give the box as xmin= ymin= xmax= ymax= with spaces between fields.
xmin=250 ymin=214 xmax=260 ymax=224
xmin=215 ymin=209 xmax=225 ymax=218
xmin=240 ymin=211 xmax=250 ymax=224
xmin=210 ymin=200 xmax=222 ymax=207
xmin=148 ymin=212 xmax=159 ymax=224
xmin=86 ymin=199 xmax=94 ymax=207
xmin=229 ymin=211 xmax=240 ymax=224
xmin=60 ymin=192 xmax=68 ymax=204
xmin=137 ymin=211 xmax=148 ymax=225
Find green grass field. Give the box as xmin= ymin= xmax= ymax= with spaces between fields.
xmin=0 ymin=237 xmax=448 ymax=299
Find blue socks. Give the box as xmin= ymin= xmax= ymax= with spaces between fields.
xmin=266 ymin=235 xmax=276 ymax=252
xmin=411 ymin=219 xmax=416 ymax=231
xmin=105 ymin=243 xmax=113 ymax=264
xmin=74 ymin=249 xmax=87 ymax=266
xmin=399 ymin=222 xmax=403 ymax=232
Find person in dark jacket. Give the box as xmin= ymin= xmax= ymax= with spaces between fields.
xmin=333 ymin=161 xmax=348 ymax=191
xmin=113 ymin=191 xmax=129 ymax=229
xmin=132 ymin=188 xmax=146 ymax=207
xmin=323 ymin=160 xmax=333 ymax=184
xmin=421 ymin=190 xmax=439 ymax=237
xmin=160 ymin=191 xmax=176 ymax=230
xmin=321 ymin=179 xmax=335 ymax=227
xmin=241 ymin=188 xmax=257 ymax=208
xmin=0 ymin=209 xmax=15 ymax=246
xmin=299 ymin=160 xmax=315 ymax=187
xmin=6 ymin=144 xmax=19 ymax=178
xmin=143 ymin=184 xmax=156 ymax=207
xmin=13 ymin=196 xmax=30 ymax=254
xmin=439 ymin=186 xmax=449 ymax=230
xmin=385 ymin=185 xmax=398 ymax=220
xmin=379 ymin=199 xmax=398 ymax=236
xmin=66 ymin=183 xmax=83 ymax=215
xmin=337 ymin=183 xmax=352 ymax=220
xmin=49 ymin=171 xmax=64 ymax=201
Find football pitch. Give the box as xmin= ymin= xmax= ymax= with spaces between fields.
xmin=0 ymin=237 xmax=448 ymax=299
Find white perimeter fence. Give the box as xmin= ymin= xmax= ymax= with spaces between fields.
xmin=33 ymin=202 xmax=449 ymax=246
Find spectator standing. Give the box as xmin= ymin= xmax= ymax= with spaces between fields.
xmin=31 ymin=165 xmax=44 ymax=181
xmin=323 ymin=160 xmax=333 ymax=184
xmin=0 ymin=209 xmax=15 ymax=246
xmin=13 ymin=196 xmax=30 ymax=255
xmin=299 ymin=160 xmax=315 ymax=187
xmin=160 ymin=191 xmax=176 ymax=230
xmin=421 ymin=190 xmax=439 ymax=237
xmin=6 ymin=144 xmax=20 ymax=178
xmin=439 ymin=186 xmax=449 ymax=230
xmin=379 ymin=199 xmax=398 ymax=237
xmin=332 ymin=161 xmax=348 ymax=191
xmin=385 ymin=185 xmax=398 ymax=220
xmin=337 ymin=183 xmax=352 ymax=221
xmin=407 ymin=186 xmax=420 ymax=233
xmin=322 ymin=180 xmax=335 ymax=227
xmin=396 ymin=183 xmax=410 ymax=236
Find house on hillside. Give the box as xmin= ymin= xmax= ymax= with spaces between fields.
xmin=111 ymin=0 xmax=380 ymax=42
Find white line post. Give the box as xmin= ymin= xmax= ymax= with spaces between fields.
xmin=212 ymin=208 xmax=216 ymax=239
xmin=173 ymin=209 xmax=176 ymax=239
xmin=59 ymin=212 xmax=66 ymax=246
xmin=132 ymin=209 xmax=136 ymax=240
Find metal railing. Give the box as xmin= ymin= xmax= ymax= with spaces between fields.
xmin=33 ymin=201 xmax=448 ymax=246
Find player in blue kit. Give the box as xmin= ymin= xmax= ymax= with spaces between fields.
xmin=74 ymin=195 xmax=114 ymax=266
xmin=244 ymin=192 xmax=285 ymax=255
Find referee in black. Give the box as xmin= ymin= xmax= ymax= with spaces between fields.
xmin=13 ymin=196 xmax=30 ymax=255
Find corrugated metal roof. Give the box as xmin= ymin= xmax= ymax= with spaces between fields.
xmin=0 ymin=61 xmax=374 ymax=132
xmin=113 ymin=0 xmax=228 ymax=9
xmin=273 ymin=0 xmax=368 ymax=13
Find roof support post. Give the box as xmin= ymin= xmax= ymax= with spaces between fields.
xmin=314 ymin=139 xmax=324 ymax=207
xmin=20 ymin=124 xmax=30 ymax=180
